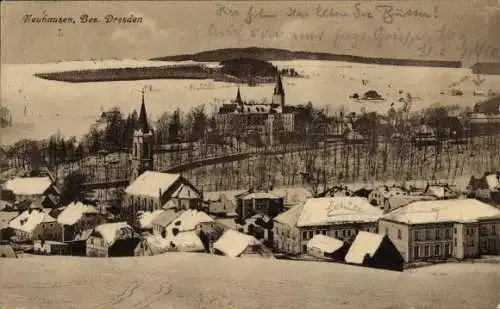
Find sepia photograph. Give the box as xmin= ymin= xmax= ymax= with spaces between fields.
xmin=1 ymin=0 xmax=500 ymax=308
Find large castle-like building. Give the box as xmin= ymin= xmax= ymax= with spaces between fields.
xmin=214 ymin=69 xmax=296 ymax=145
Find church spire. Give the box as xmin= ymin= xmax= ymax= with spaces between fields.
xmin=235 ymin=87 xmax=243 ymax=104
xmin=274 ymin=68 xmax=284 ymax=96
xmin=138 ymin=89 xmax=150 ymax=133
xmin=272 ymin=67 xmax=285 ymax=108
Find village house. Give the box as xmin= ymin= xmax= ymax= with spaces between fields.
xmin=306 ymin=234 xmax=347 ymax=261
xmin=345 ymin=231 xmax=404 ymax=271
xmin=202 ymin=191 xmax=238 ymax=216
xmin=4 ymin=176 xmax=59 ymax=206
xmin=368 ymin=185 xmax=407 ymax=208
xmin=213 ymin=229 xmax=274 ymax=258
xmin=273 ymin=197 xmax=383 ymax=255
xmin=56 ymin=201 xmax=104 ymax=241
xmin=467 ymin=172 xmax=500 ymax=204
xmin=33 ymin=240 xmax=69 ymax=255
xmin=86 ymin=222 xmax=152 ymax=257
xmin=235 ymin=190 xmax=284 ymax=221
xmin=379 ymin=199 xmax=500 ymax=263
xmin=383 ymin=194 xmax=437 ymax=214
xmin=8 ymin=208 xmax=61 ymax=241
xmin=123 ymin=171 xmax=202 ymax=225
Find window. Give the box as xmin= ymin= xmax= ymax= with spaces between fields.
xmin=493 ymin=225 xmax=496 ymax=233
xmin=424 ymin=245 xmax=430 ymax=257
xmin=454 ymin=227 xmax=457 ymax=234
xmin=315 ymin=230 xmax=320 ymax=235
xmin=454 ymin=239 xmax=457 ymax=247
xmin=334 ymin=230 xmax=339 ymax=238
xmin=321 ymin=230 xmax=326 ymax=235
xmin=425 ymin=229 xmax=432 ymax=240
xmin=397 ymin=229 xmax=402 ymax=240
xmin=435 ymin=244 xmax=440 ymax=256
xmin=435 ymin=229 xmax=441 ymax=240
xmin=445 ymin=243 xmax=450 ymax=256
xmin=302 ymin=231 xmax=307 ymax=240
xmin=308 ymin=231 xmax=313 ymax=239
xmin=342 ymin=230 xmax=347 ymax=238
xmin=414 ymin=231 xmax=420 ymax=241
xmin=413 ymin=246 xmax=420 ymax=258
xmin=445 ymin=228 xmax=451 ymax=239
xmin=347 ymin=230 xmax=352 ymax=237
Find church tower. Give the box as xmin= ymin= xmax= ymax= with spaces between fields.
xmin=130 ymin=90 xmax=154 ymax=183
xmin=272 ymin=68 xmax=285 ymax=109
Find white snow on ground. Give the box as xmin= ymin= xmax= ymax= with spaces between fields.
xmin=57 ymin=201 xmax=99 ymax=226
xmin=3 ymin=60 xmax=500 ymax=145
xmin=345 ymin=231 xmax=384 ymax=264
xmin=383 ymin=198 xmax=500 ymax=224
xmin=0 ymin=254 xmax=499 ymax=309
xmin=8 ymin=209 xmax=55 ymax=233
xmin=4 ymin=176 xmax=52 ymax=195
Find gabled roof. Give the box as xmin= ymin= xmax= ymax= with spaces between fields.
xmin=4 ymin=177 xmax=53 ymax=195
xmin=138 ymin=210 xmax=164 ymax=229
xmin=307 ymin=235 xmax=344 ymax=253
xmin=296 ymin=197 xmax=383 ymax=227
xmin=168 ymin=209 xmax=213 ymax=233
xmin=382 ymin=198 xmax=500 ymax=224
xmin=93 ymin=222 xmax=135 ymax=246
xmin=125 ymin=171 xmax=181 ymax=198
xmin=171 ymin=231 xmax=205 ymax=252
xmin=151 ymin=209 xmax=182 ymax=228
xmin=274 ymin=203 xmax=304 ymax=226
xmin=213 ymin=229 xmax=262 ymax=258
xmin=345 ymin=231 xmax=384 ymax=264
xmin=57 ymin=201 xmax=99 ymax=226
xmin=8 ymin=209 xmax=56 ymax=233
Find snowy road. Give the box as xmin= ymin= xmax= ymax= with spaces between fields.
xmin=1 ymin=254 xmax=499 ymax=309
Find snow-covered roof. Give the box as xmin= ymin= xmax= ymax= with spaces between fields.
xmin=139 ymin=210 xmax=164 ymax=229
xmin=151 ymin=209 xmax=181 ymax=227
xmin=307 ymin=235 xmax=344 ymax=253
xmin=171 ymin=231 xmax=205 ymax=252
xmin=382 ymin=198 xmax=500 ymax=224
xmin=213 ymin=229 xmax=261 ymax=258
xmin=94 ymin=222 xmax=133 ymax=246
xmin=270 ymin=187 xmax=313 ymax=205
xmin=4 ymin=177 xmax=53 ymax=195
xmin=239 ymin=192 xmax=282 ymax=200
xmin=274 ymin=204 xmax=304 ymax=226
xmin=8 ymin=209 xmax=56 ymax=233
xmin=345 ymin=231 xmax=384 ymax=264
xmin=485 ymin=174 xmax=499 ymax=190
xmin=168 ymin=209 xmax=213 ymax=233
xmin=57 ymin=201 xmax=99 ymax=226
xmin=203 ymin=190 xmax=247 ymax=204
xmin=296 ymin=197 xmax=383 ymax=227
xmin=125 ymin=171 xmax=181 ymax=198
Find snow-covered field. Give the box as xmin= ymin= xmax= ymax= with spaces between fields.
xmin=2 ymin=59 xmax=500 ymax=145
xmin=1 ymin=254 xmax=499 ymax=309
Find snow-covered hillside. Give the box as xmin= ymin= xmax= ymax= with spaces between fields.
xmin=1 ymin=59 xmax=500 ymax=145
xmin=0 ymin=254 xmax=499 ymax=309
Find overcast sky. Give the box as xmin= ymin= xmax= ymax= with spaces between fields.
xmin=1 ymin=0 xmax=499 ymax=64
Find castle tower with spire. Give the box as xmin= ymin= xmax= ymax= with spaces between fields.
xmin=272 ymin=67 xmax=285 ymax=109
xmin=130 ymin=90 xmax=154 ymax=183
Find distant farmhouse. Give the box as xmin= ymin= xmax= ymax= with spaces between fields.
xmin=4 ymin=176 xmax=59 ymax=207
